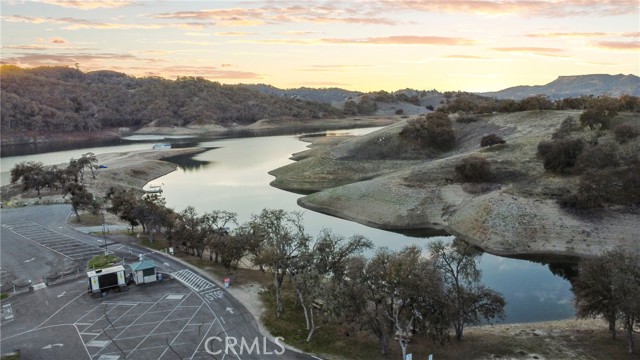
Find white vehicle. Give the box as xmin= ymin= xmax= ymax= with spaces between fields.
xmin=87 ymin=265 xmax=128 ymax=295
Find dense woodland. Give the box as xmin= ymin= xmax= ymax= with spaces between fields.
xmin=0 ymin=65 xmax=341 ymax=137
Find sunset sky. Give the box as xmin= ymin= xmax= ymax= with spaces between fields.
xmin=1 ymin=0 xmax=639 ymax=92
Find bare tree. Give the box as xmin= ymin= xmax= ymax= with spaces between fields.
xmin=573 ymin=250 xmax=640 ymax=354
xmin=251 ymin=209 xmax=309 ymax=318
xmin=429 ymin=239 xmax=506 ymax=340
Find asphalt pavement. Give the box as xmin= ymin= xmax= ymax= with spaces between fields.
xmin=1 ymin=204 xmax=317 ymax=359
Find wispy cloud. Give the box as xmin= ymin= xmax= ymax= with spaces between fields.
xmin=35 ymin=0 xmax=137 ymax=10
xmin=149 ymin=5 xmax=397 ymax=26
xmin=1 ymin=15 xmax=207 ymax=30
xmin=49 ymin=36 xmax=68 ymax=44
xmin=593 ymin=40 xmax=640 ymax=51
xmin=0 ymin=52 xmax=137 ymax=66
xmin=525 ymin=32 xmax=608 ymax=38
xmin=444 ymin=54 xmax=491 ymax=59
xmin=156 ymin=65 xmax=262 ymax=80
xmin=215 ymin=32 xmax=257 ymax=37
xmin=372 ymin=0 xmax=639 ymax=17
xmin=526 ymin=31 xmax=640 ymax=38
xmin=492 ymin=47 xmax=566 ymax=57
xmin=247 ymin=35 xmax=476 ymax=46
xmin=322 ymin=36 xmax=476 ymax=45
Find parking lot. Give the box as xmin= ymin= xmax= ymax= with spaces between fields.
xmin=3 ymin=221 xmax=106 ymax=262
xmin=1 ymin=205 xmax=312 ymax=360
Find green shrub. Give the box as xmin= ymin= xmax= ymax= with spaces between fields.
xmin=454 ymin=156 xmax=492 ymax=183
xmin=480 ymin=134 xmax=506 ymax=147
xmin=400 ymin=113 xmax=456 ymax=150
xmin=574 ymin=143 xmax=619 ymax=173
xmin=613 ymin=123 xmax=639 ymax=144
xmin=552 ymin=116 xmax=578 ymax=140
xmin=456 ymin=113 xmax=480 ymax=123
xmin=538 ymin=138 xmax=584 ymax=174
xmin=579 ymin=96 xmax=618 ymax=130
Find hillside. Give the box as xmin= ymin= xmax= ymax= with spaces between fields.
xmin=241 ymin=84 xmax=360 ymax=104
xmin=0 ymin=65 xmax=342 ymax=144
xmin=481 ymin=74 xmax=640 ymax=100
xmin=270 ymin=110 xmax=640 ymax=261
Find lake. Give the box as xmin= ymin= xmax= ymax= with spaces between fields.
xmin=0 ymin=128 xmax=575 ymax=323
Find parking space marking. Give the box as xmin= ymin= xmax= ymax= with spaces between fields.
xmin=123 ymin=294 xmax=191 ymax=358
xmin=73 ymin=291 xmax=228 ymax=360
xmin=170 ymin=269 xmax=215 ymax=292
xmin=4 ymin=221 xmax=108 ymax=261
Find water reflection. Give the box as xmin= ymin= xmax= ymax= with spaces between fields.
xmin=164 ymin=153 xmax=215 ymax=172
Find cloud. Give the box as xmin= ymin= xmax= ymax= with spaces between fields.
xmin=0 ymin=52 xmax=138 ymax=68
xmin=526 ymin=31 xmax=640 ymax=39
xmin=276 ymin=30 xmax=322 ymax=36
xmin=492 ymin=47 xmax=566 ymax=57
xmin=242 ymin=35 xmax=476 ymax=46
xmin=322 ymin=35 xmax=476 ymax=45
xmin=35 ymin=0 xmax=137 ymax=10
xmin=525 ymin=32 xmax=609 ymax=38
xmin=215 ymin=32 xmax=257 ymax=37
xmin=156 ymin=65 xmax=262 ymax=80
xmin=50 ymin=36 xmax=68 ymax=44
xmin=1 ymin=15 xmax=207 ymax=30
xmin=371 ymin=0 xmax=639 ymax=17
xmin=593 ymin=40 xmax=640 ymax=50
xmin=444 ymin=54 xmax=490 ymax=59
xmin=149 ymin=5 xmax=397 ymax=26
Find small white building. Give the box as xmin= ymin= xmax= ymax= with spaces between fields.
xmin=128 ymin=260 xmax=157 ymax=285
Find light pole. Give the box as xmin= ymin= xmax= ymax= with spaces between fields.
xmin=102 ymin=212 xmax=108 ymax=255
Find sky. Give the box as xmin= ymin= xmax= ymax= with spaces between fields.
xmin=1 ymin=0 xmax=639 ymax=92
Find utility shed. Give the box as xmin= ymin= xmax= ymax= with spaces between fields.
xmin=87 ymin=265 xmax=127 ymax=294
xmin=128 ymin=260 xmax=157 ymax=285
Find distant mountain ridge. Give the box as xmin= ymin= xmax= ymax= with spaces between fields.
xmin=481 ymin=74 xmax=640 ymax=100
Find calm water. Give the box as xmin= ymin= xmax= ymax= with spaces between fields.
xmin=0 ymin=128 xmax=575 ymax=323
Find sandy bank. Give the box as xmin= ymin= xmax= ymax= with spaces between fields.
xmin=1 ymin=147 xmax=207 ymax=205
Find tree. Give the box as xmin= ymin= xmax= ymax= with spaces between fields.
xmin=201 ymin=210 xmax=238 ymax=263
xmin=345 ymin=246 xmax=445 ymax=356
xmin=290 ymin=230 xmax=372 ymax=342
xmin=218 ymin=224 xmax=255 ymax=276
xmin=135 ymin=194 xmax=169 ymax=242
xmin=63 ymin=182 xmax=100 ymax=221
xmin=251 ymin=209 xmax=310 ymax=317
xmin=429 ymin=239 xmax=506 ymax=340
xmin=78 ymin=152 xmax=99 ymax=179
xmin=10 ymin=161 xmax=50 ymax=197
xmin=573 ymin=250 xmax=640 ymax=353
xmin=176 ymin=206 xmax=207 ymax=257
xmin=106 ymin=187 xmax=140 ymax=232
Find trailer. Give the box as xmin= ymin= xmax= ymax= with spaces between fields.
xmin=87 ymin=265 xmax=128 ymax=295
